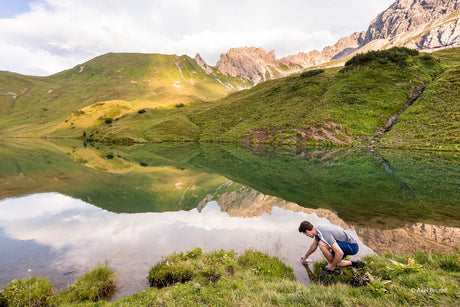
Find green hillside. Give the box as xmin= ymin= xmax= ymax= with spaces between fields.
xmin=380 ymin=48 xmax=460 ymax=150
xmin=0 ymin=53 xmax=245 ymax=137
xmin=1 ymin=47 xmax=459 ymax=151
xmin=77 ymin=47 xmax=458 ymax=150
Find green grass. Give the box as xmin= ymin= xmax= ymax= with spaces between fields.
xmin=70 ymin=47 xmax=458 ymax=150
xmin=0 ymin=265 xmax=115 ymax=306
xmin=59 ymin=249 xmax=460 ymax=306
xmin=1 ymin=249 xmax=458 ymax=306
xmin=380 ymin=65 xmax=460 ymax=151
xmin=0 ymin=53 xmax=241 ymax=138
xmin=54 ymin=265 xmax=116 ymax=304
xmin=0 ymin=276 xmax=53 ymax=306
xmin=2 ymin=47 xmax=459 ymax=150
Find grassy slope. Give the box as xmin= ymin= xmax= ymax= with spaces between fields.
xmin=0 ymin=53 xmax=243 ymax=138
xmin=190 ymin=49 xmax=451 ymax=146
xmin=84 ymin=48 xmax=458 ymax=150
xmin=380 ymin=48 xmax=460 ymax=150
xmin=1 ymin=48 xmax=459 ymax=150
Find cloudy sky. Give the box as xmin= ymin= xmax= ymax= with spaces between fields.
xmin=0 ymin=0 xmax=395 ymax=76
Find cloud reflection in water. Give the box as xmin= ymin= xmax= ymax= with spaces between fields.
xmin=0 ymin=192 xmax=373 ymax=298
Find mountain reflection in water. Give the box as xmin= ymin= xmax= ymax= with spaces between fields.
xmin=0 ymin=140 xmax=459 ymax=298
xmin=0 ymin=192 xmax=372 ymax=298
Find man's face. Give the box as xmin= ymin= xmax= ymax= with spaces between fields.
xmin=303 ymin=229 xmax=314 ymax=238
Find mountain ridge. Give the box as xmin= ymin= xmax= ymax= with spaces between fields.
xmin=212 ymin=0 xmax=460 ymax=83
xmin=0 ymin=0 xmax=458 ymax=151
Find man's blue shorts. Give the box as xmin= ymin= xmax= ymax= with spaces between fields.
xmin=334 ymin=241 xmax=359 ymax=258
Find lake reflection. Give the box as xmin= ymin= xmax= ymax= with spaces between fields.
xmin=0 ymin=192 xmax=373 ymax=298
xmin=0 ymin=139 xmax=459 ymax=298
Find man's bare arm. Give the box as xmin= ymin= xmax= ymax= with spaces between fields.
xmin=301 ymin=239 xmax=319 ymax=261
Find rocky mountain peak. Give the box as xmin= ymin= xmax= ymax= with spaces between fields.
xmin=216 ymin=47 xmax=279 ymax=84
xmin=194 ymin=53 xmax=213 ymax=74
xmin=214 ymin=0 xmax=459 ymax=84
xmin=363 ymin=0 xmax=460 ymax=44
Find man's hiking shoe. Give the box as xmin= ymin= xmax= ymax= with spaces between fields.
xmin=352 ymin=260 xmax=366 ymax=268
xmin=321 ymin=267 xmax=341 ymax=277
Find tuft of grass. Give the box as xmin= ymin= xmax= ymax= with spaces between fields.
xmin=0 ymin=276 xmax=52 ymax=307
xmin=0 ymin=264 xmax=116 ymax=306
xmin=238 ymin=250 xmax=295 ymax=281
xmin=55 ymin=264 xmax=116 ymax=303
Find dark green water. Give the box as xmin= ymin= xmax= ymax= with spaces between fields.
xmin=1 ymin=139 xmax=459 ymax=227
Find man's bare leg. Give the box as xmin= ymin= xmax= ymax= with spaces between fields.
xmin=318 ymin=241 xmax=352 ymax=267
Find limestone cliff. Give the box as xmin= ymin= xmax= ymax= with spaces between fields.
xmin=214 ymin=0 xmax=459 ymax=83
xmin=359 ymin=0 xmax=460 ymax=51
xmin=215 ymin=47 xmax=286 ymax=84
xmin=363 ymin=0 xmax=459 ymax=44
xmin=194 ymin=53 xmax=213 ymax=74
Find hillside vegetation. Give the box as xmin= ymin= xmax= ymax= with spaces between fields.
xmin=1 ymin=47 xmax=458 ymax=151
xmin=0 ymin=53 xmax=246 ymax=137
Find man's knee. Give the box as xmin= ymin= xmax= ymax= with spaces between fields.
xmin=318 ymin=241 xmax=332 ymax=256
xmin=318 ymin=242 xmax=333 ymax=262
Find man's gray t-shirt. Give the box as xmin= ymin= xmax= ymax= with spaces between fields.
xmin=315 ymin=225 xmax=357 ymax=247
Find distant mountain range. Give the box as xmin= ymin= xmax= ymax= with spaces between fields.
xmin=211 ymin=0 xmax=460 ymax=84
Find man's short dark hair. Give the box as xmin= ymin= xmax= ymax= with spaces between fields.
xmin=298 ymin=221 xmax=314 ymax=233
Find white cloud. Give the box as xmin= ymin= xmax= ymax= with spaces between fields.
xmin=0 ymin=0 xmax=395 ymax=76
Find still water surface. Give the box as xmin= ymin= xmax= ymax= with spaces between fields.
xmin=0 ymin=139 xmax=459 ymax=298
xmin=0 ymin=193 xmax=373 ymax=298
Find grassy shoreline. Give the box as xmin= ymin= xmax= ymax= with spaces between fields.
xmin=1 ymin=249 xmax=458 ymax=306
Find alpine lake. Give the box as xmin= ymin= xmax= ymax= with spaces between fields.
xmin=0 ymin=139 xmax=459 ymax=299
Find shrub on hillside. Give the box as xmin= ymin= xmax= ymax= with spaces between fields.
xmin=344 ymin=47 xmax=420 ymax=67
xmin=419 ymin=53 xmax=440 ymax=65
xmin=71 ymin=109 xmax=85 ymax=116
xmin=300 ymin=69 xmax=325 ymax=78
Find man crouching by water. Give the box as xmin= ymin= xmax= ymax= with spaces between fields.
xmin=299 ymin=220 xmax=365 ymax=272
